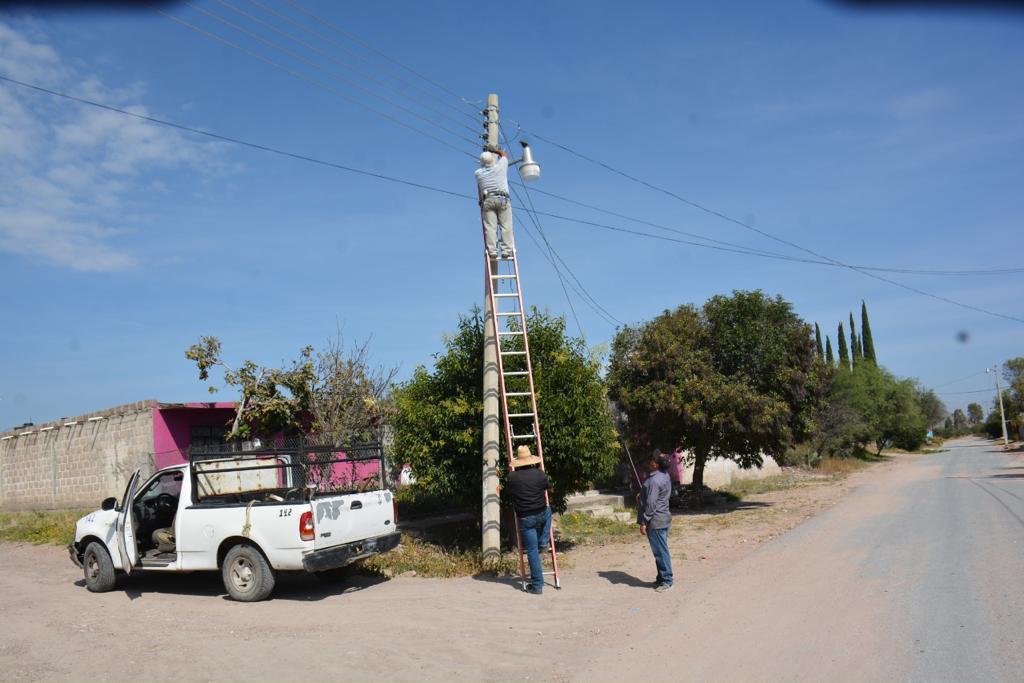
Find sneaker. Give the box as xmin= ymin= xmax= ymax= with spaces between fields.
xmin=654 ymin=582 xmax=673 ymax=593
xmin=486 ymin=251 xmax=499 ymax=259
xmin=524 ymin=584 xmax=543 ymax=595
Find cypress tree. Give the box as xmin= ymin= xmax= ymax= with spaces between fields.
xmin=837 ymin=323 xmax=850 ymax=369
xmin=814 ymin=323 xmax=823 ymax=359
xmin=825 ymin=335 xmax=834 ymax=365
xmin=861 ymin=300 xmax=877 ymax=364
xmin=849 ymin=313 xmax=861 ymax=367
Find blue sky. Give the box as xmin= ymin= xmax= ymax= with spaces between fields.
xmin=1 ymin=0 xmax=1022 ymax=429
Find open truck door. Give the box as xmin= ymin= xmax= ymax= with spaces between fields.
xmin=115 ymin=470 xmax=141 ymax=574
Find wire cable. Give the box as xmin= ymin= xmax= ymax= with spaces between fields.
xmin=519 ymin=128 xmax=1024 ymax=324
xmin=210 ymin=0 xmax=481 ymax=136
xmin=938 ymin=388 xmax=997 ymax=395
xmin=155 ymin=7 xmax=477 ymax=159
xmin=7 ymin=71 xmax=1021 ymax=327
xmin=933 ymin=371 xmax=989 ymax=389
xmin=279 ymin=0 xmax=482 ymax=114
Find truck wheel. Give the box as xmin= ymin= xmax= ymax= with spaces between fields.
xmin=314 ymin=565 xmax=354 ymax=583
xmin=83 ymin=542 xmax=116 ymax=593
xmin=222 ymin=544 xmax=276 ymax=602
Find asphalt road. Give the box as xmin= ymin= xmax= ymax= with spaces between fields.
xmin=579 ymin=437 xmax=1024 ymax=682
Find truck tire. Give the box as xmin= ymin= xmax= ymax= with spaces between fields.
xmin=83 ymin=541 xmax=117 ymax=593
xmin=222 ymin=544 xmax=276 ymax=602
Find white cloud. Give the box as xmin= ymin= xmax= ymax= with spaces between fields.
xmin=0 ymin=20 xmax=220 ymax=271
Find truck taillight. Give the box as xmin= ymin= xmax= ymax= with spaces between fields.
xmin=299 ymin=511 xmax=314 ymax=541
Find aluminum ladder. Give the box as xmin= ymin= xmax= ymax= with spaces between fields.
xmin=483 ymin=248 xmax=561 ymax=590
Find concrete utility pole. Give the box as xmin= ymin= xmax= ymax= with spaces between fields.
xmin=988 ymin=364 xmax=1010 ymax=448
xmin=481 ymin=93 xmax=501 ymax=561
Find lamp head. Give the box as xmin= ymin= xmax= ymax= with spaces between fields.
xmin=518 ymin=141 xmax=540 ymax=183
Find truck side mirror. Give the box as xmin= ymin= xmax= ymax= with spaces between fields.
xmin=101 ymin=497 xmax=117 ymax=511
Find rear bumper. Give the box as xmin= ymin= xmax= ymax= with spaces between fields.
xmin=68 ymin=543 xmax=83 ymax=568
xmin=302 ymin=532 xmax=401 ymax=573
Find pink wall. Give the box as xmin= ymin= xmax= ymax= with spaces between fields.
xmin=152 ymin=403 xmax=237 ymax=469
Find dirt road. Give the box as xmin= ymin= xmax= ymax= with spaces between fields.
xmin=1 ymin=439 xmax=1020 ymax=682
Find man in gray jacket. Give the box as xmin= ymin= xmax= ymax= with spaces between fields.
xmin=639 ymin=452 xmax=673 ymax=592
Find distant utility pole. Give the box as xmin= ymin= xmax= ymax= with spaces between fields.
xmin=481 ymin=93 xmax=501 ymax=561
xmin=987 ymin=364 xmax=1010 ymax=448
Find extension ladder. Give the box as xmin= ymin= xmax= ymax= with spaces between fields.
xmin=483 ymin=247 xmax=561 ymax=590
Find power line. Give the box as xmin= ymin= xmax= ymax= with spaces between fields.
xmin=939 ymin=388 xmax=996 ymax=395
xmin=180 ymin=1 xmax=479 ymax=146
xmin=519 ymin=128 xmax=1024 ymax=324
xmin=209 ymin=0 xmax=480 ymax=136
xmin=155 ymin=7 xmax=477 ymax=159
xmin=934 ymin=371 xmax=989 ymax=389
xmin=7 ymin=71 xmax=1022 ymax=327
xmin=279 ymin=0 xmax=481 ymax=113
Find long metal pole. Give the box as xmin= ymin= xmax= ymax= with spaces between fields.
xmin=993 ymin=364 xmax=1009 ymax=447
xmin=481 ymin=93 xmax=501 ymax=561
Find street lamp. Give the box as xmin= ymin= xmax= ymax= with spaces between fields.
xmin=986 ymin=365 xmax=1009 ymax=448
xmin=517 ymin=141 xmax=540 ymax=182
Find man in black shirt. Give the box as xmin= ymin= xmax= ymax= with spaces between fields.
xmin=505 ymin=445 xmax=552 ymax=595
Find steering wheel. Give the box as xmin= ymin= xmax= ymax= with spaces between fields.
xmin=154 ymin=492 xmax=176 ymax=516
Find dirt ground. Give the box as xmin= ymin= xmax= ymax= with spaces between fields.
xmin=0 ymin=459 xmax=893 ymax=683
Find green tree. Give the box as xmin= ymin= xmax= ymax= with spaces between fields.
xmin=967 ymin=402 xmax=984 ymax=425
xmin=814 ymin=323 xmax=824 ymax=359
xmin=837 ymin=323 xmax=850 ymax=369
xmin=391 ymin=307 xmax=618 ymax=511
xmin=952 ymin=408 xmax=968 ymax=430
xmin=825 ymin=335 xmax=835 ymax=365
xmin=849 ymin=313 xmax=862 ymax=368
xmin=608 ymin=290 xmax=828 ymax=495
xmin=186 ymin=336 xmax=314 ymax=440
xmin=861 ymin=301 xmax=877 ymax=364
xmin=916 ymin=387 xmax=945 ymax=429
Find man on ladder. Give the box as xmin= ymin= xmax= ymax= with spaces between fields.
xmin=505 ymin=445 xmax=552 ymax=595
xmin=475 ymin=145 xmax=516 ymax=259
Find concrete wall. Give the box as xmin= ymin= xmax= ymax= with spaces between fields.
xmin=0 ymin=401 xmax=156 ymax=511
xmin=677 ymin=453 xmax=782 ymax=489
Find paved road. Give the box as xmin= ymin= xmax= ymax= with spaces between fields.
xmin=579 ymin=437 xmax=1024 ymax=682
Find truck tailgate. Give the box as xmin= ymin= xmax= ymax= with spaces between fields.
xmin=311 ymin=490 xmax=394 ymax=550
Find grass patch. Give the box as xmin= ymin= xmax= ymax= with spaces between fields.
xmin=719 ymin=475 xmax=793 ymax=499
xmin=556 ymin=511 xmax=635 ymax=546
xmin=360 ymin=533 xmax=520 ymax=578
xmin=812 ymin=456 xmax=871 ymax=477
xmin=0 ymin=510 xmax=87 ymax=545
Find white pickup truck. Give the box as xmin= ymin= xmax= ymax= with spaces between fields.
xmin=68 ymin=442 xmax=400 ymax=601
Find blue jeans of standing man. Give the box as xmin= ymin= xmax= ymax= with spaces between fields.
xmin=519 ymin=507 xmax=551 ymax=592
xmin=647 ymin=526 xmax=673 ymax=586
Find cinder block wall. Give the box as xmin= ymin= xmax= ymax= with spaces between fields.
xmin=0 ymin=401 xmax=156 ymax=511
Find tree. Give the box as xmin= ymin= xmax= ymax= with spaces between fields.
xmin=916 ymin=387 xmax=945 ymax=429
xmin=952 ymin=408 xmax=968 ymax=430
xmin=186 ymin=336 xmax=314 ymax=440
xmin=944 ymin=416 xmax=953 ymax=431
xmin=814 ymin=323 xmax=824 ymax=359
xmin=849 ymin=313 xmax=862 ymax=368
xmin=826 ymin=364 xmax=927 ymax=454
xmin=608 ymin=290 xmax=828 ymax=496
xmin=837 ymin=323 xmax=850 ymax=369
xmin=186 ymin=334 xmax=394 ymax=444
xmin=825 ymin=335 xmax=835 ymax=365
xmin=861 ymin=301 xmax=877 ymax=364
xmin=391 ymin=307 xmax=618 ymax=511
xmin=967 ymin=402 xmax=984 ymax=425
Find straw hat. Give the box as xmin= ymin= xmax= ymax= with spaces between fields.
xmin=512 ymin=445 xmax=542 ymax=467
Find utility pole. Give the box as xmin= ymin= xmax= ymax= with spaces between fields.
xmin=481 ymin=93 xmax=501 ymax=561
xmin=988 ymin=363 xmax=1009 ymax=448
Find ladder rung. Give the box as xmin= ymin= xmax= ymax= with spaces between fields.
xmin=491 ymin=275 xmax=517 ymax=280
xmin=512 ymin=434 xmax=536 ymax=440
xmin=503 ymin=371 xmax=529 ymax=376
xmin=494 ymin=293 xmax=518 ymax=298
xmin=508 ymin=413 xmax=534 ymax=418
xmin=506 ymin=392 xmax=531 ymax=397
xmin=496 ymin=311 xmax=522 ymax=317
xmin=498 ymin=331 xmax=523 ymax=336
xmin=500 ymin=351 xmax=526 ymax=356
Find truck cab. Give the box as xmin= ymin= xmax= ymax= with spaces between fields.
xmin=70 ymin=441 xmax=399 ymax=601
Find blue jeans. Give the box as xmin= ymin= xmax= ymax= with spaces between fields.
xmin=519 ymin=507 xmax=551 ymax=591
xmin=647 ymin=526 xmax=673 ymax=586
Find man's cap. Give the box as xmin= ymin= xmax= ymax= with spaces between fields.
xmin=479 ymin=151 xmax=496 ymax=167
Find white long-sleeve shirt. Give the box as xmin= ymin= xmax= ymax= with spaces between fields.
xmin=474 ymin=155 xmax=509 ymax=196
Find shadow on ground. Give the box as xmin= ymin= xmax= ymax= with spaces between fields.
xmin=75 ymin=570 xmax=389 ymax=602
xmin=597 ymin=570 xmax=651 ymax=589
